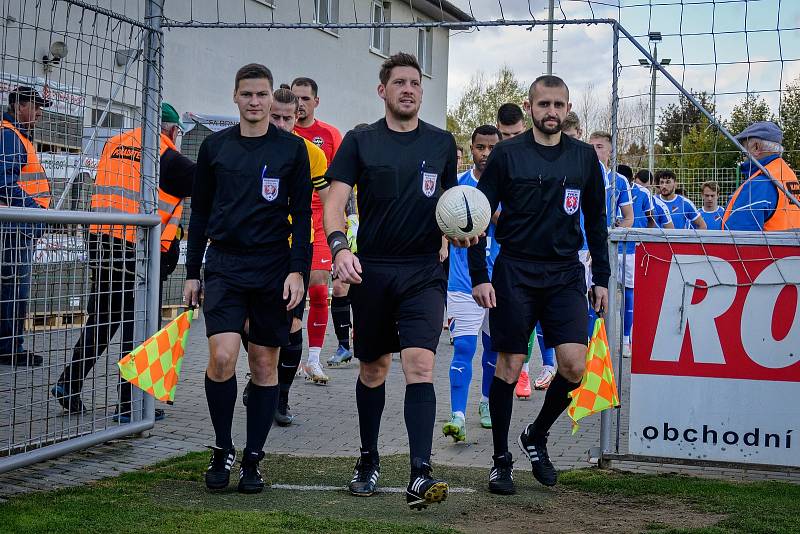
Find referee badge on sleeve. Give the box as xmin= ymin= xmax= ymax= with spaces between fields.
xmin=262 ymin=177 xmax=280 ymax=201
xmin=422 ymin=172 xmax=437 ymax=197
xmin=564 ymin=188 xmax=580 ymax=215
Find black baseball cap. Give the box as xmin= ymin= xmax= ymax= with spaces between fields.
xmin=9 ymin=86 xmax=52 ymax=108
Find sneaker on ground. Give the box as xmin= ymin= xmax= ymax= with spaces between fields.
xmin=238 ymin=450 xmax=266 ymax=494
xmin=305 ymin=361 xmax=329 ymax=384
xmin=0 ymin=350 xmax=43 ymax=367
xmin=623 ymin=342 xmax=632 ymax=358
xmin=205 ymin=445 xmax=236 ymax=490
xmin=274 ymin=398 xmax=294 ymax=427
xmin=406 ymin=457 xmax=448 ymax=510
xmin=478 ymin=401 xmax=492 ymax=429
xmin=488 ymin=451 xmax=516 ymax=495
xmin=518 ymin=423 xmax=558 ymax=487
xmin=349 ymin=449 xmax=380 ymax=496
xmin=515 ymin=370 xmax=531 ymax=399
xmin=295 ymin=364 xmax=308 ymax=379
xmin=51 ymin=382 xmax=87 ymax=414
xmin=326 ymin=345 xmax=353 ymax=367
xmin=533 ymin=365 xmax=556 ymax=390
xmin=442 ymin=413 xmax=466 ymax=443
xmin=242 ymin=373 xmax=251 ymax=407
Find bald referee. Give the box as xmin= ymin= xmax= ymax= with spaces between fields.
xmin=469 ymin=75 xmax=609 ymax=495
xmin=323 ymin=52 xmax=475 ymax=509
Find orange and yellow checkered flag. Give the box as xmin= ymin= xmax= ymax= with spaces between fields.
xmin=117 ymin=309 xmax=193 ymax=404
xmin=567 ymin=318 xmax=620 ymax=434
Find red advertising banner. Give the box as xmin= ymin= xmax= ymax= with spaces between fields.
xmin=629 ymin=242 xmax=800 ymax=466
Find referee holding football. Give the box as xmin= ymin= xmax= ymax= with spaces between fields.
xmin=469 ymin=75 xmax=609 ymax=495
xmin=183 ymin=63 xmax=311 ymax=494
xmin=323 ymin=52 xmax=475 ymax=510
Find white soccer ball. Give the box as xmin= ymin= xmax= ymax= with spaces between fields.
xmin=436 ymin=185 xmax=492 ymax=240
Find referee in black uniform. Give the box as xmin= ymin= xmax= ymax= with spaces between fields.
xmin=183 ymin=64 xmax=311 ymax=494
xmin=323 ymin=53 xmax=475 ymax=509
xmin=469 ymin=75 xmax=609 ymax=495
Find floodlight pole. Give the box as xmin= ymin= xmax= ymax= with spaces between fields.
xmin=648 ymin=41 xmax=658 ymax=177
xmin=546 ymin=0 xmax=555 ymax=74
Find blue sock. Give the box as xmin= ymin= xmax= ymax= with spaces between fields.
xmin=624 ymin=286 xmax=634 ymax=338
xmin=449 ymin=335 xmax=477 ymax=415
xmin=536 ymin=323 xmax=555 ymax=367
xmin=480 ymin=331 xmax=497 ymax=399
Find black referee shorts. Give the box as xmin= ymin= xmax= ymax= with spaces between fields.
xmin=203 ymin=244 xmax=291 ymax=348
xmin=349 ymin=255 xmax=446 ymax=362
xmin=489 ymin=252 xmax=588 ymax=354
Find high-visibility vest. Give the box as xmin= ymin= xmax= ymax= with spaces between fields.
xmin=0 ymin=119 xmax=50 ymax=208
xmin=723 ymin=157 xmax=800 ymax=231
xmin=90 ymin=128 xmax=183 ymax=252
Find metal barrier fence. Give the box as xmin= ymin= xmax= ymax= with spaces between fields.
xmin=0 ymin=209 xmax=160 ymax=473
xmin=0 ymin=0 xmax=164 ymax=473
xmin=599 ymin=227 xmax=800 ymax=471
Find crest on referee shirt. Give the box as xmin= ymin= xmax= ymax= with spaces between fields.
xmin=564 ymin=188 xmax=580 ymax=215
xmin=262 ymin=177 xmax=280 ymax=201
xmin=422 ymin=172 xmax=437 ymax=197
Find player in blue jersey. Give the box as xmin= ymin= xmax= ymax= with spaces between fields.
xmin=616 ymin=165 xmax=652 ymax=356
xmin=699 ymin=180 xmax=725 ymax=230
xmin=656 ymin=170 xmax=707 ymax=230
xmin=634 ymin=170 xmax=674 ymax=229
xmin=443 ymin=125 xmax=501 ymax=442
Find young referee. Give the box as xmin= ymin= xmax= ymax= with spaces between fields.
xmin=183 ymin=64 xmax=311 ymax=494
xmin=323 ymin=52 xmax=475 ymax=509
xmin=469 ymin=75 xmax=609 ymax=495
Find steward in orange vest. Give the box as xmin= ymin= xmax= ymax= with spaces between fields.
xmin=52 ymin=102 xmax=195 ymax=419
xmin=723 ymin=121 xmax=800 ymax=231
xmin=0 ymin=86 xmax=50 ymax=209
xmin=0 ymin=86 xmax=51 ymax=367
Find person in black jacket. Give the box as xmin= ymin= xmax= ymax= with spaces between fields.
xmin=323 ymin=52 xmax=475 ymax=509
xmin=468 ymin=75 xmax=609 ymax=495
xmin=183 ymin=64 xmax=311 ymax=494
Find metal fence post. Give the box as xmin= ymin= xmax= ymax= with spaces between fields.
xmin=134 ymin=0 xmax=165 ymax=425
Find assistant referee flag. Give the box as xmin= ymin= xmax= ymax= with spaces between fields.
xmin=567 ymin=318 xmax=620 ymax=434
xmin=118 ymin=309 xmax=194 ymax=403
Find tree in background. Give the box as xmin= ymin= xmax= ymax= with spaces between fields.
xmin=447 ymin=66 xmax=528 ymax=155
xmin=779 ymin=76 xmax=800 ymax=169
xmin=657 ymin=91 xmax=716 ymax=152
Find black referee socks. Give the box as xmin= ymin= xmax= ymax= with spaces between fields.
xmin=489 ymin=376 xmax=516 ymax=455
xmin=245 ymin=382 xmax=279 ymax=456
xmin=330 ymin=295 xmax=352 ymax=350
xmin=356 ymin=379 xmax=385 ymax=454
xmin=205 ymin=373 xmax=236 ymax=450
xmin=532 ymin=373 xmax=581 ymax=440
xmin=404 ymin=382 xmax=436 ymax=467
xmin=278 ymin=329 xmax=303 ymax=397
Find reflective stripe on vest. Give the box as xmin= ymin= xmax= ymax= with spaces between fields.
xmin=723 ymin=157 xmax=800 ymax=231
xmin=0 ymin=120 xmax=50 ymax=208
xmin=90 ymin=128 xmax=184 ymax=251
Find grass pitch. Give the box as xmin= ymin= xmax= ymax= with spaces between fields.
xmin=1 ymin=452 xmax=798 ymax=533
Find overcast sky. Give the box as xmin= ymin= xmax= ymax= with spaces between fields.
xmin=445 ymin=0 xmax=800 ymax=120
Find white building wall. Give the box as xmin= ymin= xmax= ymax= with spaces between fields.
xmin=162 ymin=0 xmax=451 ymax=132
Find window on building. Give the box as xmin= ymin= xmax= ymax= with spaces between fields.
xmin=91 ymin=108 xmax=125 ymax=128
xmin=417 ymin=26 xmax=433 ymax=76
xmin=315 ymin=0 xmax=339 ymax=34
xmin=370 ymin=1 xmax=390 ymax=56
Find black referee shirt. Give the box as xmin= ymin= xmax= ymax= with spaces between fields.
xmin=185 ymin=123 xmax=312 ymax=279
xmin=468 ymin=130 xmax=609 ymax=287
xmin=326 ymin=118 xmax=457 ymax=258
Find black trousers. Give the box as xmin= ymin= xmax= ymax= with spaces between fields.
xmin=60 ymin=234 xmax=172 ymax=409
